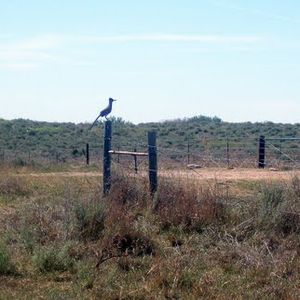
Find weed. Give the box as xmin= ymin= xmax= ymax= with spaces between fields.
xmin=112 ymin=233 xmax=155 ymax=256
xmin=0 ymin=241 xmax=16 ymax=275
xmin=276 ymin=212 xmax=300 ymax=235
xmin=109 ymin=172 xmax=148 ymax=205
xmin=291 ymin=176 xmax=300 ymax=197
xmin=259 ymin=181 xmax=300 ymax=235
xmin=1 ymin=171 xmax=300 ymax=298
xmin=74 ymin=200 xmax=106 ymax=241
xmin=75 ymin=261 xmax=95 ymax=289
xmin=0 ymin=175 xmax=30 ymax=197
xmin=260 ymin=183 xmax=284 ymax=215
xmin=32 ymin=244 xmax=75 ymax=273
xmin=156 ymin=179 xmax=226 ymax=232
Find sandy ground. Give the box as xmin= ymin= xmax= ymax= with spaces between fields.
xmin=22 ymin=168 xmax=300 ymax=182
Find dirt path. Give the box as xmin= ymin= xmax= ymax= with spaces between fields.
xmin=21 ymin=168 xmax=300 ymax=182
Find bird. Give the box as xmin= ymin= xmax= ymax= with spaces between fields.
xmin=90 ymin=98 xmax=117 ymax=129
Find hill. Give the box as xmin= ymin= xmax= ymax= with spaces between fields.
xmin=0 ymin=116 xmax=299 ymax=166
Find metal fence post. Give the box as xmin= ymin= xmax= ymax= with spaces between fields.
xmin=134 ymin=147 xmax=138 ymax=174
xmin=0 ymin=149 xmax=4 ymax=163
xmin=258 ymin=135 xmax=266 ymax=168
xmin=226 ymin=138 xmax=230 ymax=168
xmin=148 ymin=131 xmax=158 ymax=194
xmin=86 ymin=143 xmax=90 ymax=165
xmin=103 ymin=121 xmax=112 ymax=195
xmin=28 ymin=150 xmax=31 ymax=164
xmin=117 ymin=146 xmax=120 ymax=163
xmin=187 ymin=139 xmax=190 ymax=165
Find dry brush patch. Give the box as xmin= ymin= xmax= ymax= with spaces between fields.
xmin=0 ymin=170 xmax=300 ymax=299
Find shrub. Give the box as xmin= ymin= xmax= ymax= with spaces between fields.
xmin=291 ymin=176 xmax=300 ymax=197
xmin=20 ymin=200 xmax=73 ymax=246
xmin=259 ymin=181 xmax=300 ymax=235
xmin=97 ymin=231 xmax=156 ymax=269
xmin=0 ymin=241 xmax=16 ymax=275
xmin=260 ymin=183 xmax=284 ymax=217
xmin=276 ymin=212 xmax=300 ymax=235
xmin=75 ymin=262 xmax=95 ymax=289
xmin=74 ymin=200 xmax=106 ymax=241
xmin=155 ymin=179 xmax=225 ymax=232
xmin=112 ymin=233 xmax=155 ymax=256
xmin=109 ymin=172 xmax=148 ymax=205
xmin=32 ymin=244 xmax=74 ymax=273
xmin=19 ymin=227 xmax=37 ymax=253
xmin=12 ymin=158 xmax=27 ymax=167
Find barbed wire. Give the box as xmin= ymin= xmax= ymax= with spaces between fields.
xmin=1 ymin=136 xmax=300 ymax=169
xmin=266 ymin=142 xmax=300 ymax=167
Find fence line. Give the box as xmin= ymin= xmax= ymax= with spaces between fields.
xmin=0 ymin=135 xmax=300 ymax=170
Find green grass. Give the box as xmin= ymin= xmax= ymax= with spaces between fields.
xmin=0 ymin=170 xmax=300 ymax=299
xmin=0 ymin=241 xmax=16 ymax=276
xmin=32 ymin=244 xmax=75 ymax=273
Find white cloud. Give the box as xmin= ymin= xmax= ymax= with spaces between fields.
xmin=0 ymin=33 xmax=263 ymax=71
xmin=0 ymin=34 xmax=63 ymax=70
xmin=76 ymin=34 xmax=261 ymax=44
xmin=0 ymin=62 xmax=37 ymax=71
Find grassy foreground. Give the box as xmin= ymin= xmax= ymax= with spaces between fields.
xmin=0 ymin=169 xmax=300 ymax=299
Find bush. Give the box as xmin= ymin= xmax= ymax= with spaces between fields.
xmin=75 ymin=262 xmax=95 ymax=289
xmin=276 ymin=212 xmax=300 ymax=235
xmin=74 ymin=200 xmax=106 ymax=241
xmin=19 ymin=200 xmax=73 ymax=246
xmin=109 ymin=172 xmax=148 ymax=205
xmin=155 ymin=179 xmax=225 ymax=232
xmin=0 ymin=241 xmax=16 ymax=275
xmin=12 ymin=158 xmax=27 ymax=167
xmin=259 ymin=181 xmax=300 ymax=235
xmin=32 ymin=245 xmax=75 ymax=273
xmin=260 ymin=184 xmax=284 ymax=217
xmin=112 ymin=233 xmax=155 ymax=256
xmin=291 ymin=176 xmax=300 ymax=197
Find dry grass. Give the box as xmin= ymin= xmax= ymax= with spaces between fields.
xmin=0 ymin=169 xmax=300 ymax=299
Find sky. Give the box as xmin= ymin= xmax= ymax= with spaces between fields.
xmin=0 ymin=0 xmax=300 ymax=124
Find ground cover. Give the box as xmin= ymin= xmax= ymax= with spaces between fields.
xmin=0 ymin=168 xmax=299 ymax=299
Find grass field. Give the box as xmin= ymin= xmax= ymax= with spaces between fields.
xmin=0 ymin=166 xmax=300 ymax=299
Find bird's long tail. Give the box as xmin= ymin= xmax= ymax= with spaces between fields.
xmin=89 ymin=114 xmax=101 ymax=130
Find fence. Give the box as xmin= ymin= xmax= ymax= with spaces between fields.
xmin=1 ymin=135 xmax=300 ymax=170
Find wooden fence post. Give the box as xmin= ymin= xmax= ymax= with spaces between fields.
xmin=258 ymin=135 xmax=265 ymax=168
xmin=86 ymin=143 xmax=90 ymax=165
xmin=148 ymin=131 xmax=158 ymax=194
xmin=103 ymin=121 xmax=112 ymax=195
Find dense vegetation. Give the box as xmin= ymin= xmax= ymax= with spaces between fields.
xmin=0 ymin=169 xmax=300 ymax=298
xmin=1 ymin=116 xmax=300 ymax=149
xmin=0 ymin=116 xmax=299 ymax=165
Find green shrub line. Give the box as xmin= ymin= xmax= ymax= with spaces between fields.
xmin=1 ymin=117 xmax=300 ymax=166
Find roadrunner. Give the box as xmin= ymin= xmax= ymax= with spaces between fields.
xmin=90 ymin=98 xmax=116 ymax=129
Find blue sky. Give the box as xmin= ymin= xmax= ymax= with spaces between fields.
xmin=0 ymin=0 xmax=299 ymax=124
